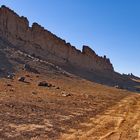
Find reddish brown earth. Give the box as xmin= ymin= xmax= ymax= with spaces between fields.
xmin=0 ymin=68 xmax=140 ymax=140
xmin=0 ymin=5 xmax=140 ymax=140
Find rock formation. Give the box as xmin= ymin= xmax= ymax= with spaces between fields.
xmin=0 ymin=5 xmax=114 ymax=72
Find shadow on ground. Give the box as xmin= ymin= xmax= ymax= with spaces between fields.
xmin=0 ymin=50 xmax=14 ymax=78
xmin=62 ymin=64 xmax=140 ymax=93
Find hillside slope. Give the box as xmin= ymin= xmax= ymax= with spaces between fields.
xmin=0 ymin=37 xmax=140 ymax=140
xmin=0 ymin=5 xmax=140 ymax=140
xmin=0 ymin=57 xmax=140 ymax=140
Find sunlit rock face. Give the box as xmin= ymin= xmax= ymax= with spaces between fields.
xmin=0 ymin=5 xmax=114 ymax=72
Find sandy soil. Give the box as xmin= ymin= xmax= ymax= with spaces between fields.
xmin=0 ymin=69 xmax=140 ymax=140
xmin=61 ymin=94 xmax=140 ymax=140
xmin=0 ymin=21 xmax=140 ymax=140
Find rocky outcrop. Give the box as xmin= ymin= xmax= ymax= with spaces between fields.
xmin=0 ymin=5 xmax=114 ymax=72
xmin=123 ymin=73 xmax=140 ymax=80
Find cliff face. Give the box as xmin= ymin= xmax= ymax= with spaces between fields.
xmin=0 ymin=5 xmax=114 ymax=72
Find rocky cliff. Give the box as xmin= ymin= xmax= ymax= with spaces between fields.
xmin=0 ymin=5 xmax=114 ymax=72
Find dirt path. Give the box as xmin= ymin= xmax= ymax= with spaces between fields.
xmin=61 ymin=94 xmax=140 ymax=140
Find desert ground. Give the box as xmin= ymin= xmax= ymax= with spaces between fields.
xmin=0 ymin=38 xmax=140 ymax=140
xmin=0 ymin=66 xmax=140 ymax=140
xmin=0 ymin=5 xmax=140 ymax=140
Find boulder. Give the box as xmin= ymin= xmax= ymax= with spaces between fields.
xmin=38 ymin=81 xmax=52 ymax=87
xmin=7 ymin=72 xmax=15 ymax=79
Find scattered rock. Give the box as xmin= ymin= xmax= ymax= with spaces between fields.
xmin=9 ymin=89 xmax=14 ymax=92
xmin=18 ymin=77 xmax=25 ymax=82
xmin=7 ymin=75 xmax=13 ymax=79
xmin=23 ymin=64 xmax=30 ymax=70
xmin=32 ymin=92 xmax=37 ymax=95
xmin=114 ymin=85 xmax=119 ymax=88
xmin=7 ymin=84 xmax=12 ymax=86
xmin=56 ymin=87 xmax=60 ymax=90
xmin=114 ymin=85 xmax=124 ymax=89
xmin=61 ymin=91 xmax=71 ymax=97
xmin=7 ymin=72 xmax=15 ymax=79
xmin=25 ymin=74 xmax=30 ymax=77
xmin=38 ymin=81 xmax=52 ymax=87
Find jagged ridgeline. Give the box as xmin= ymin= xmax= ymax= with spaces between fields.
xmin=0 ymin=5 xmax=113 ymax=72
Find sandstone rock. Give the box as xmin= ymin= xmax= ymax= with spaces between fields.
xmin=82 ymin=45 xmax=96 ymax=56
xmin=0 ymin=6 xmax=114 ymax=73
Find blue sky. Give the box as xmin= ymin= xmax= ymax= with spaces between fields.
xmin=0 ymin=0 xmax=140 ymax=76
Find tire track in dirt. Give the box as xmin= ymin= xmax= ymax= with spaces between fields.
xmin=60 ymin=94 xmax=140 ymax=140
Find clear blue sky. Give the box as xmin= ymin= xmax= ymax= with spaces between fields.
xmin=0 ymin=0 xmax=140 ymax=76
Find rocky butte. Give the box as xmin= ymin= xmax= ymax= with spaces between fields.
xmin=0 ymin=5 xmax=114 ymax=73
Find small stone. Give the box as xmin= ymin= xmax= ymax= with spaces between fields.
xmin=61 ymin=91 xmax=71 ymax=97
xmin=7 ymin=73 xmax=15 ymax=79
xmin=26 ymin=74 xmax=30 ymax=77
xmin=56 ymin=87 xmax=60 ymax=90
xmin=7 ymin=84 xmax=12 ymax=86
xmin=9 ymin=89 xmax=14 ymax=92
xmin=38 ymin=81 xmax=49 ymax=87
xmin=48 ymin=83 xmax=52 ymax=87
xmin=18 ymin=77 xmax=25 ymax=82
xmin=32 ymin=92 xmax=37 ymax=95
